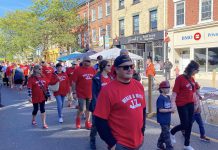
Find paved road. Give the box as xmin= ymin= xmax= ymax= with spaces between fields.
xmin=0 ymin=86 xmax=218 ymax=150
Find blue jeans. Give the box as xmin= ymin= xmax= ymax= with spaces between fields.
xmin=193 ymin=113 xmax=205 ymax=137
xmin=55 ymin=95 xmax=65 ymax=118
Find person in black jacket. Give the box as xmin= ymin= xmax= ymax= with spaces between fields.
xmin=89 ymin=60 xmax=112 ymax=150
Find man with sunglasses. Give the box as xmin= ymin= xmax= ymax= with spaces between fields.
xmin=94 ymin=55 xmax=146 ymax=150
xmin=71 ymin=56 xmax=96 ymax=129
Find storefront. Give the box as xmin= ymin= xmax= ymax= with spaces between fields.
xmin=168 ymin=25 xmax=218 ymax=78
xmin=113 ymin=31 xmax=165 ymax=74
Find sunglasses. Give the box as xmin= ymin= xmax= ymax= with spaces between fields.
xmin=106 ymin=65 xmax=111 ymax=67
xmin=118 ymin=65 xmax=134 ymax=70
xmin=84 ymin=60 xmax=91 ymax=63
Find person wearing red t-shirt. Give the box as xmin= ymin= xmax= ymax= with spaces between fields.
xmin=89 ymin=60 xmax=112 ymax=149
xmin=50 ymin=63 xmax=70 ymax=123
xmin=170 ymin=60 xmax=200 ymax=150
xmin=20 ymin=62 xmax=30 ymax=86
xmin=94 ymin=55 xmax=146 ymax=150
xmin=27 ymin=65 xmax=51 ymax=129
xmin=71 ymin=56 xmax=96 ymax=129
xmin=66 ymin=61 xmax=78 ymax=107
xmin=41 ymin=61 xmax=54 ymax=82
xmin=6 ymin=63 xmax=15 ymax=88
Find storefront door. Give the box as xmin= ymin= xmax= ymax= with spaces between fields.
xmin=180 ymin=49 xmax=190 ymax=72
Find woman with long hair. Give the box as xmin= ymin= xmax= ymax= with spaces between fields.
xmin=89 ymin=60 xmax=112 ymax=150
xmin=50 ymin=63 xmax=70 ymax=123
xmin=170 ymin=60 xmax=200 ymax=150
xmin=27 ymin=65 xmax=50 ymax=129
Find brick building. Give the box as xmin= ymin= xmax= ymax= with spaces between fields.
xmin=112 ymin=0 xmax=168 ymax=74
xmin=77 ymin=0 xmax=112 ymax=51
xmin=167 ymin=0 xmax=218 ymax=78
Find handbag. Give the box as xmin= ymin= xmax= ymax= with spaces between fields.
xmin=35 ymin=76 xmax=48 ymax=101
xmin=48 ymin=73 xmax=60 ymax=92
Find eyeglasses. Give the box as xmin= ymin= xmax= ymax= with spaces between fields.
xmin=118 ymin=65 xmax=134 ymax=70
xmin=106 ymin=65 xmax=111 ymax=67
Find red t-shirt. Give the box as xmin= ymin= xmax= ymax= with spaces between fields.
xmin=27 ymin=76 xmax=48 ymax=103
xmin=66 ymin=67 xmax=77 ymax=84
xmin=42 ymin=66 xmax=54 ymax=81
xmin=20 ymin=65 xmax=30 ymax=76
xmin=71 ymin=66 xmax=96 ymax=99
xmin=173 ymin=75 xmax=196 ymax=106
xmin=101 ymin=75 xmax=112 ymax=87
xmin=94 ymin=79 xmax=146 ymax=148
xmin=109 ymin=65 xmax=116 ymax=79
xmin=6 ymin=66 xmax=13 ymax=76
xmin=50 ymin=72 xmax=70 ymax=96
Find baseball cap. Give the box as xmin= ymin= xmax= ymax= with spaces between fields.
xmin=159 ymin=81 xmax=170 ymax=89
xmin=114 ymin=55 xmax=132 ymax=67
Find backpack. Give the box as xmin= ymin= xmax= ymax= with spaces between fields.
xmin=14 ymin=68 xmax=24 ymax=80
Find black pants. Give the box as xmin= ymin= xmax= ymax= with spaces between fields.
xmin=171 ymin=103 xmax=194 ymax=146
xmin=157 ymin=124 xmax=173 ymax=150
xmin=90 ymin=115 xmax=98 ymax=142
xmin=24 ymin=76 xmax=28 ymax=86
xmin=32 ymin=101 xmax=45 ymax=115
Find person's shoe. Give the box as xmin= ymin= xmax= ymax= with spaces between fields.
xmin=184 ymin=146 xmax=195 ymax=150
xmin=90 ymin=140 xmax=96 ymax=150
xmin=32 ymin=120 xmax=37 ymax=126
xmin=58 ymin=117 xmax=63 ymax=123
xmin=170 ymin=132 xmax=176 ymax=144
xmin=76 ymin=117 xmax=81 ymax=129
xmin=157 ymin=144 xmax=165 ymax=150
xmin=85 ymin=121 xmax=92 ymax=130
xmin=43 ymin=124 xmax=48 ymax=129
xmin=200 ymin=136 xmax=210 ymax=142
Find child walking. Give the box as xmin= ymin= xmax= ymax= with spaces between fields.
xmin=156 ymin=81 xmax=174 ymax=150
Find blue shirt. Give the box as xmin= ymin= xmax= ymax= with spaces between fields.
xmin=156 ymin=94 xmax=171 ymax=125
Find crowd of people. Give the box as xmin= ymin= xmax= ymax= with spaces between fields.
xmin=0 ymin=50 xmax=212 ymax=150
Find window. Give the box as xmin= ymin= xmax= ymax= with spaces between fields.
xmin=84 ymin=32 xmax=89 ymax=46
xmin=119 ymin=0 xmax=125 ymax=9
xmin=133 ymin=15 xmax=139 ymax=34
xmin=133 ymin=0 xmax=140 ymax=4
xmin=78 ymin=34 xmax=81 ymax=47
xmin=106 ymin=1 xmax=111 ymax=16
xmin=92 ymin=29 xmax=96 ymax=41
xmin=119 ymin=19 xmax=125 ymax=36
xmin=150 ymin=9 xmax=157 ymax=30
xmin=208 ymin=47 xmax=218 ymax=72
xmin=92 ymin=9 xmax=96 ymax=21
xmin=194 ymin=48 xmax=206 ymax=72
xmin=200 ymin=0 xmax=212 ymax=21
xmin=175 ymin=2 xmax=185 ymax=26
xmin=99 ymin=27 xmax=103 ymax=39
xmin=83 ymin=12 xmax=87 ymax=23
xmin=98 ymin=5 xmax=103 ymax=19
xmin=106 ymin=24 xmax=111 ymax=38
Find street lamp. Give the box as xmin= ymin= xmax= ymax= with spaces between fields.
xmin=101 ymin=28 xmax=106 ymax=49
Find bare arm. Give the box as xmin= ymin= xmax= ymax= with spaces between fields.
xmin=159 ymin=108 xmax=173 ymax=113
xmin=171 ymin=92 xmax=177 ymax=111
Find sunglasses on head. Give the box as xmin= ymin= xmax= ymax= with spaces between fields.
xmin=118 ymin=65 xmax=134 ymax=70
xmin=84 ymin=60 xmax=91 ymax=63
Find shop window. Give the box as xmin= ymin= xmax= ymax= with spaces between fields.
xmin=175 ymin=1 xmax=185 ymax=26
xmin=133 ymin=15 xmax=139 ymax=34
xmin=150 ymin=9 xmax=157 ymax=30
xmin=154 ymin=45 xmax=164 ymax=72
xmin=119 ymin=19 xmax=125 ymax=36
xmin=208 ymin=47 xmax=218 ymax=72
xmin=133 ymin=0 xmax=140 ymax=5
xmin=106 ymin=24 xmax=111 ymax=38
xmin=194 ymin=48 xmax=206 ymax=72
xmin=200 ymin=0 xmax=212 ymax=22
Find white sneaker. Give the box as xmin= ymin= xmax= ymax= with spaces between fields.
xmin=184 ymin=146 xmax=195 ymax=150
xmin=59 ymin=118 xmax=63 ymax=123
xmin=170 ymin=132 xmax=176 ymax=144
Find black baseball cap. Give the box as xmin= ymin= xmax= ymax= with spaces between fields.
xmin=114 ymin=55 xmax=132 ymax=67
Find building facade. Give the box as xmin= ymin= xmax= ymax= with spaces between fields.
xmin=77 ymin=0 xmax=112 ymax=51
xmin=168 ymin=0 xmax=218 ymax=78
xmin=112 ymin=0 xmax=167 ymax=73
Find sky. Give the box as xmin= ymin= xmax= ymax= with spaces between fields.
xmin=0 ymin=0 xmax=32 ymax=17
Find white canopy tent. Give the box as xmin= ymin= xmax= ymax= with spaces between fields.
xmin=90 ymin=47 xmax=143 ymax=60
